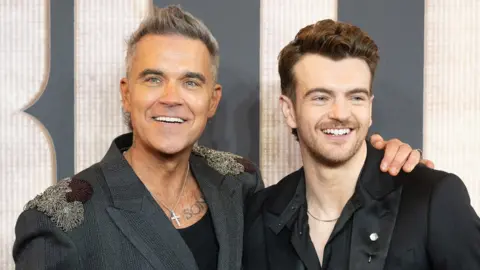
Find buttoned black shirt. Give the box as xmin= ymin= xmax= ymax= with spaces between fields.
xmin=279 ymin=170 xmax=367 ymax=269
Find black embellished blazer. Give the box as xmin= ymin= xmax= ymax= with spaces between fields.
xmin=13 ymin=133 xmax=264 ymax=270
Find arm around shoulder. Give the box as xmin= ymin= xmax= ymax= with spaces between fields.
xmin=13 ymin=209 xmax=79 ymax=269
xmin=427 ymin=173 xmax=480 ymax=269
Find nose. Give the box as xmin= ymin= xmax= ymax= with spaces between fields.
xmin=159 ymin=82 xmax=182 ymax=106
xmin=328 ymin=99 xmax=351 ymax=121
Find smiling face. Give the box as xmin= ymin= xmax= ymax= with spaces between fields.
xmin=280 ymin=54 xmax=373 ymax=166
xmin=120 ymin=34 xmax=222 ymax=155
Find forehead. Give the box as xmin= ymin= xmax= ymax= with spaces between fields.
xmin=293 ymin=54 xmax=371 ymax=93
xmin=131 ymin=34 xmax=212 ymax=77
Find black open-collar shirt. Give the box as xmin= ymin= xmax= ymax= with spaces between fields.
xmin=279 ymin=168 xmax=368 ymax=269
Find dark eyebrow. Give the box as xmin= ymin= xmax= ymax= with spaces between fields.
xmin=137 ymin=69 xmax=206 ymax=84
xmin=304 ymin=87 xmax=371 ymax=97
xmin=183 ymin=72 xmax=206 ymax=84
xmin=347 ymin=88 xmax=371 ymax=96
xmin=304 ymin=88 xmax=334 ymax=98
xmin=138 ymin=69 xmax=164 ymax=79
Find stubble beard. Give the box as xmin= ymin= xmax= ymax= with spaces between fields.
xmin=302 ymin=129 xmax=367 ymax=168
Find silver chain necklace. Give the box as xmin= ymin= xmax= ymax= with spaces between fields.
xmin=124 ymin=150 xmax=189 ymax=226
xmin=307 ymin=210 xmax=340 ymax=223
xmin=151 ymin=163 xmax=189 ymax=227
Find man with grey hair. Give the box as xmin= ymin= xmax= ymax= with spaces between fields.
xmin=12 ymin=5 xmax=429 ymax=270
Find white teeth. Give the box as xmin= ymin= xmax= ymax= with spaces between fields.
xmin=322 ymin=128 xmax=351 ymax=136
xmin=153 ymin=116 xmax=185 ymax=123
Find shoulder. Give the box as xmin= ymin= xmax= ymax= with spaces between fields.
xmin=398 ymin=165 xmax=472 ymax=208
xmin=192 ymin=144 xmax=259 ymax=176
xmin=12 ymin=166 xmax=104 ymax=267
xmin=421 ymin=168 xmax=471 ymax=205
xmin=192 ymin=145 xmax=264 ymax=194
xmin=398 ymin=164 xmax=463 ymax=191
xmin=19 ymin=165 xmax=101 ymax=233
xmin=406 ymin=168 xmax=480 ymax=264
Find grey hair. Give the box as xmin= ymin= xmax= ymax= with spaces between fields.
xmin=123 ymin=5 xmax=220 ymax=131
xmin=125 ymin=5 xmax=220 ymax=79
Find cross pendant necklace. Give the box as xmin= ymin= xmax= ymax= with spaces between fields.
xmin=170 ymin=210 xmax=181 ymax=226
xmin=123 ymin=150 xmax=189 ymax=227
xmin=161 ymin=163 xmax=189 ymax=227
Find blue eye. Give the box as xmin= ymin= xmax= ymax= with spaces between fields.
xmin=185 ymin=80 xmax=200 ymax=88
xmin=145 ymin=77 xmax=162 ymax=85
xmin=313 ymin=96 xmax=329 ymax=102
xmin=351 ymin=95 xmax=368 ymax=103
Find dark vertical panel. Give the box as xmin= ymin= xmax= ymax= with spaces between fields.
xmin=153 ymin=0 xmax=261 ymax=163
xmin=338 ymin=0 xmax=425 ymax=148
xmin=24 ymin=0 xmax=75 ymax=180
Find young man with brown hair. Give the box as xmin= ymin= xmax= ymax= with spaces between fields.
xmin=243 ymin=19 xmax=480 ymax=270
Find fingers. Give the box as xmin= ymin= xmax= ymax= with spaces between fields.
xmin=385 ymin=143 xmax=412 ymax=176
xmin=421 ymin=159 xmax=435 ymax=169
xmin=370 ymin=133 xmax=386 ymax=149
xmin=371 ymin=134 xmax=435 ymax=174
xmin=379 ymin=138 xmax=403 ymax=173
xmin=401 ymin=149 xmax=422 ymax=173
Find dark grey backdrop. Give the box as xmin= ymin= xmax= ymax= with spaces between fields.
xmin=25 ymin=0 xmax=424 ymax=181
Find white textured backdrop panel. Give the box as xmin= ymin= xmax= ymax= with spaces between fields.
xmin=75 ymin=0 xmax=150 ymax=172
xmin=260 ymin=0 xmax=337 ymax=186
xmin=0 ymin=1 xmax=51 ymax=269
xmin=424 ymin=0 xmax=480 ymax=213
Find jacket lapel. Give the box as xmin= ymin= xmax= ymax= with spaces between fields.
xmin=99 ymin=136 xmax=198 ymax=270
xmin=190 ymin=154 xmax=244 ymax=270
xmin=349 ymin=144 xmax=403 ymax=270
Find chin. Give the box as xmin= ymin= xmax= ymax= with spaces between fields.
xmin=315 ymin=151 xmax=354 ymax=167
xmin=310 ymin=142 xmax=358 ymax=166
xmin=149 ymin=141 xmax=192 ymax=156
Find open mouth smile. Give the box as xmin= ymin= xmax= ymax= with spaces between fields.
xmin=321 ymin=128 xmax=352 ymax=136
xmin=152 ymin=116 xmax=186 ymax=124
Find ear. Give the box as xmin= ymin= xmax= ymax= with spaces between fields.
xmin=120 ymin=77 xmax=131 ymax=113
xmin=207 ymin=83 xmax=222 ymax=117
xmin=279 ymin=95 xmax=298 ymax=130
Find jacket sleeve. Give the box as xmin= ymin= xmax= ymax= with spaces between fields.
xmin=427 ymin=173 xmax=480 ymax=269
xmin=242 ymin=186 xmax=271 ymax=270
xmin=251 ymin=163 xmax=265 ymax=195
xmin=238 ymin=160 xmax=265 ymax=204
xmin=13 ymin=209 xmax=80 ymax=270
